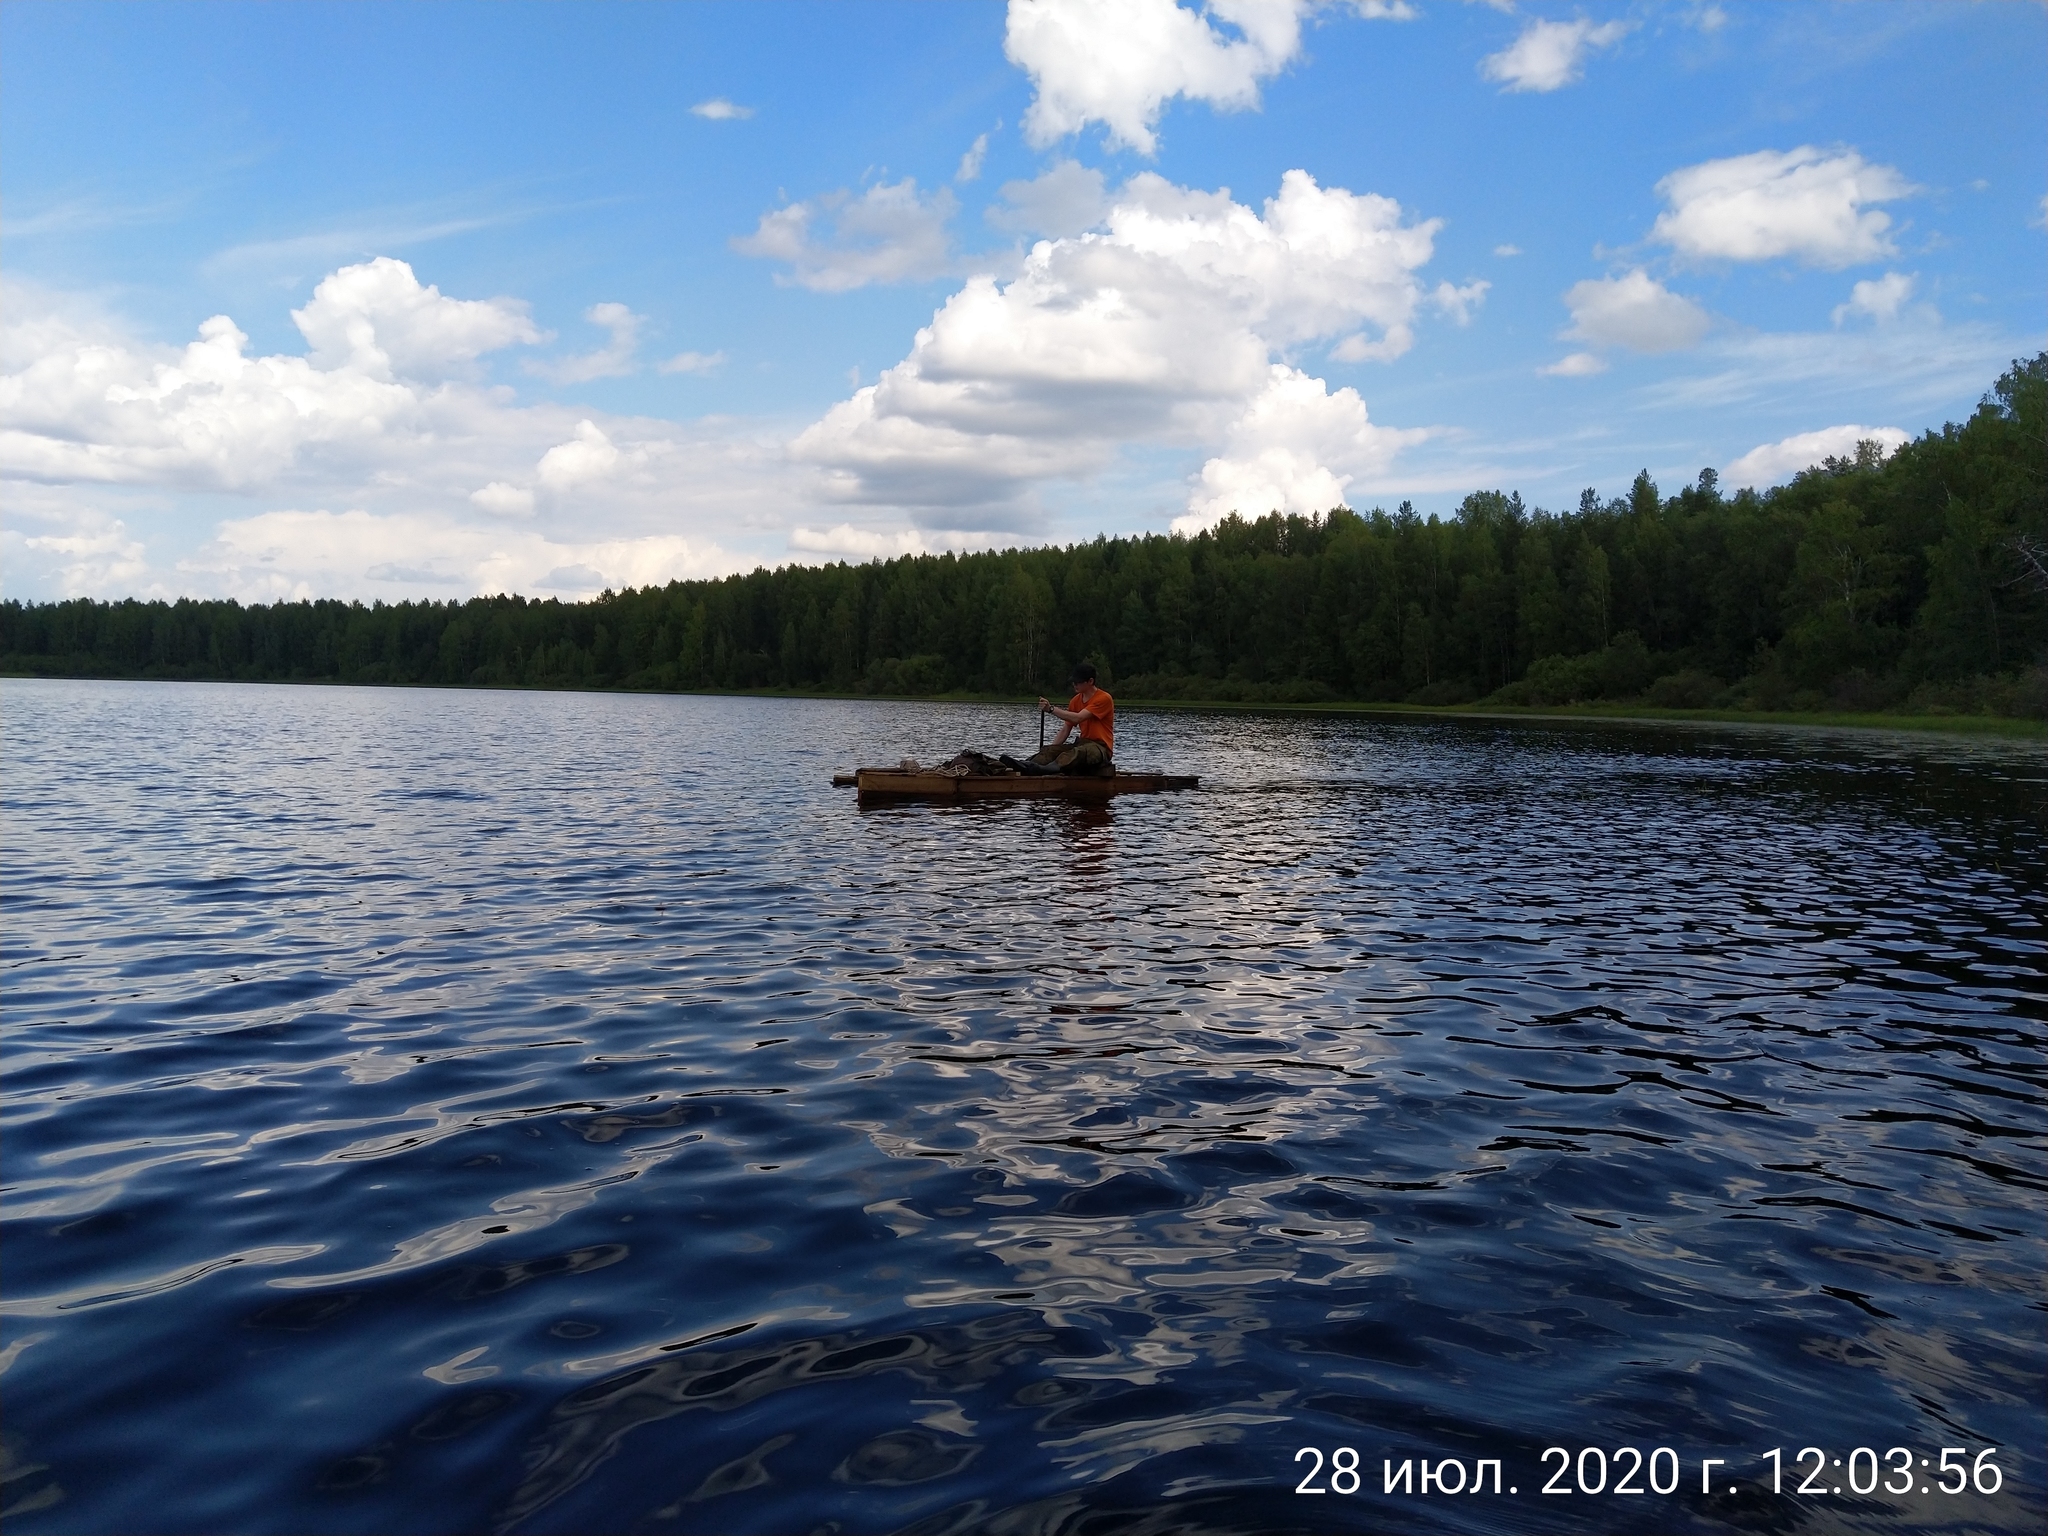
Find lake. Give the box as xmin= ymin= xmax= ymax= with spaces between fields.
xmin=3 ymin=678 xmax=2043 ymax=1536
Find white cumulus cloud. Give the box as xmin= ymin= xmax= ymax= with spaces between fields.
xmin=1431 ymin=279 xmax=1490 ymax=325
xmin=0 ymin=262 xmax=811 ymax=599
xmin=1723 ymin=425 xmax=1909 ymax=488
xmin=1541 ymin=351 xmax=1608 ymax=378
xmin=1005 ymin=0 xmax=1311 ymax=156
xmin=689 ymin=98 xmax=753 ymax=120
xmin=469 ymin=481 xmax=535 ymax=518
xmin=657 ymin=349 xmax=726 ymax=376
xmin=182 ymin=508 xmax=733 ymax=603
xmin=0 ymin=275 xmax=685 ymax=501
xmin=1650 ymin=146 xmax=1915 ymax=268
xmin=529 ymin=302 xmax=644 ymax=383
xmin=15 ymin=511 xmax=152 ymax=596
xmin=1831 ymin=271 xmax=1916 ymax=326
xmin=537 ymin=419 xmax=639 ymax=491
xmin=1562 ymin=269 xmax=1710 ymax=353
xmin=733 ymin=179 xmax=959 ymax=292
xmin=985 ymin=160 xmax=1109 ymax=238
xmin=3 ymin=308 xmax=421 ymax=489
xmin=1480 ymin=18 xmax=1628 ymax=93
xmin=1176 ymin=364 xmax=1427 ymax=532
xmin=291 ymin=257 xmax=545 ymax=380
xmin=788 ymin=524 xmax=1004 ymax=561
xmin=791 ymin=169 xmax=1439 ymax=524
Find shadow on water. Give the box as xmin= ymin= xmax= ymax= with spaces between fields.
xmin=1 ymin=681 xmax=2042 ymax=1535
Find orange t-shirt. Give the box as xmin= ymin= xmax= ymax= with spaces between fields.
xmin=1071 ymin=688 xmax=1114 ymax=752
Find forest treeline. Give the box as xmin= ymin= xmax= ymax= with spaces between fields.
xmin=6 ymin=355 xmax=2045 ymax=718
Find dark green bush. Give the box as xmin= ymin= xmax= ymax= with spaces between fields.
xmin=1646 ymin=669 xmax=1723 ymax=708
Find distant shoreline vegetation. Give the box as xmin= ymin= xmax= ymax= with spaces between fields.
xmin=6 ymin=356 xmax=2044 ymax=725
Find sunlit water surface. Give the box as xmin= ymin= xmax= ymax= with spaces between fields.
xmin=3 ymin=679 xmax=2044 ymax=1536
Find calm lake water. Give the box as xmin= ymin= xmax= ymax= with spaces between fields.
xmin=3 ymin=678 xmax=2043 ymax=1536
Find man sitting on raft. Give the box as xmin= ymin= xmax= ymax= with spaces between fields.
xmin=1004 ymin=663 xmax=1113 ymax=775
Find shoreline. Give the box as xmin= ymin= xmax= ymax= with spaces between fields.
xmin=6 ymin=669 xmax=2042 ymax=740
xmin=1114 ymin=696 xmax=2048 ymax=740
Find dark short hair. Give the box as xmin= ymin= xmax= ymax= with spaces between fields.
xmin=1070 ymin=662 xmax=1096 ymax=684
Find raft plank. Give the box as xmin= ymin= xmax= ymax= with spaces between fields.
xmin=852 ymin=769 xmax=1197 ymax=800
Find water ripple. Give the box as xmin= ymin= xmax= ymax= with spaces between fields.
xmin=2 ymin=680 xmax=2042 ymax=1535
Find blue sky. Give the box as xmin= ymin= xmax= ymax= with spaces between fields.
xmin=3 ymin=0 xmax=2042 ymax=602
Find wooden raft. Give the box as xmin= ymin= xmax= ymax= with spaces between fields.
xmin=839 ymin=768 xmax=1198 ymax=800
